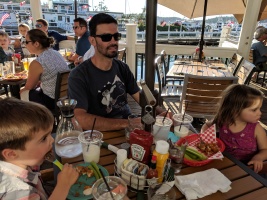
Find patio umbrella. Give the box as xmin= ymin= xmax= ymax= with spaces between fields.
xmin=234 ymin=0 xmax=267 ymax=23
xmin=158 ymin=0 xmax=246 ymax=19
xmin=158 ymin=0 xmax=247 ymax=61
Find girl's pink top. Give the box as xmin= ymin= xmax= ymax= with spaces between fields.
xmin=219 ymin=122 xmax=258 ymax=162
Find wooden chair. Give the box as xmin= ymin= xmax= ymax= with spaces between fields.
xmin=249 ymin=49 xmax=267 ymax=86
xmin=235 ymin=60 xmax=256 ymax=85
xmin=179 ymin=74 xmax=238 ymax=120
xmin=161 ymin=50 xmax=183 ymax=86
xmin=227 ymin=53 xmax=244 ymax=76
xmin=117 ymin=48 xmax=126 ymax=62
xmin=155 ymin=55 xmax=182 ymax=106
xmin=53 ymin=70 xmax=71 ymax=130
xmin=0 ymin=84 xmax=8 ymax=97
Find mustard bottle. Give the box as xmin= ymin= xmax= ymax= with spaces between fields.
xmin=153 ymin=140 xmax=169 ymax=183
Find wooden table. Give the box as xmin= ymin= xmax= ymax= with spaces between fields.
xmin=167 ymin=61 xmax=232 ymax=79
xmin=60 ymin=130 xmax=267 ymax=200
xmin=0 ymin=78 xmax=26 ymax=98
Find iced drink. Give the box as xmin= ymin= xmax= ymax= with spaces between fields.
xmin=152 ymin=116 xmax=172 ymax=142
xmin=78 ymin=130 xmax=103 ymax=163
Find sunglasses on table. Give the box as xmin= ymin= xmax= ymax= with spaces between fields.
xmin=94 ymin=33 xmax=121 ymax=42
xmin=35 ymin=24 xmax=43 ymax=28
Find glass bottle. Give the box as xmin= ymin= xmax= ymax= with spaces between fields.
xmin=55 ymin=99 xmax=83 ymax=158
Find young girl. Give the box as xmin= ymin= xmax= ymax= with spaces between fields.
xmin=201 ymin=84 xmax=267 ymax=173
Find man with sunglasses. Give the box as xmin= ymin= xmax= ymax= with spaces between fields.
xmin=35 ymin=18 xmax=74 ymax=51
xmin=68 ymin=13 xmax=141 ymax=132
xmin=67 ymin=17 xmax=91 ymax=62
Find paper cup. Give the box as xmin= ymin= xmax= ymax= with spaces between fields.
xmin=172 ymin=113 xmax=193 ymax=127
xmin=152 ymin=116 xmax=173 ymax=142
xmin=78 ymin=130 xmax=103 ymax=163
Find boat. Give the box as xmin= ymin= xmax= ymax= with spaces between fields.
xmin=0 ymin=0 xmax=123 ymax=36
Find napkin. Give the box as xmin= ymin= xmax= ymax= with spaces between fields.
xmin=188 ymin=124 xmax=224 ymax=160
xmin=175 ymin=168 xmax=231 ymax=200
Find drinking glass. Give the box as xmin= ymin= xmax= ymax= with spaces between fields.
xmin=78 ymin=130 xmax=103 ymax=163
xmin=92 ymin=176 xmax=128 ymax=200
xmin=125 ymin=114 xmax=142 ymax=143
xmin=169 ymin=140 xmax=187 ymax=173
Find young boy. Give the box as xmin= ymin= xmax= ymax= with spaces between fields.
xmin=13 ymin=23 xmax=31 ymax=57
xmin=0 ymin=98 xmax=79 ymax=200
xmin=0 ymin=31 xmax=14 ymax=59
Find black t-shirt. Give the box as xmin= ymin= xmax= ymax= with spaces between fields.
xmin=68 ymin=59 xmax=140 ymax=119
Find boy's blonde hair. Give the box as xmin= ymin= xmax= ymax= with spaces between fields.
xmin=18 ymin=23 xmax=30 ymax=30
xmin=0 ymin=98 xmax=54 ymax=160
xmin=0 ymin=31 xmax=9 ymax=39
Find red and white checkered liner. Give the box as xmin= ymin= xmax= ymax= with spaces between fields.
xmin=187 ymin=124 xmax=224 ymax=160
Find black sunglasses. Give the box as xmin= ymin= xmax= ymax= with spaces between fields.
xmin=73 ymin=26 xmax=85 ymax=30
xmin=24 ymin=40 xmax=33 ymax=45
xmin=94 ymin=33 xmax=121 ymax=42
xmin=35 ymin=24 xmax=43 ymax=28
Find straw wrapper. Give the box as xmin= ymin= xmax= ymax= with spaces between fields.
xmin=187 ymin=124 xmax=224 ymax=160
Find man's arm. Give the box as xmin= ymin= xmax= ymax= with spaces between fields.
xmin=68 ymin=53 xmax=79 ymax=62
xmin=67 ymin=36 xmax=75 ymax=40
xmin=74 ymin=108 xmax=128 ymax=131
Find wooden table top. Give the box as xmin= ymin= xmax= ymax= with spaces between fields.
xmin=61 ymin=130 xmax=267 ymax=200
xmin=167 ymin=61 xmax=233 ymax=79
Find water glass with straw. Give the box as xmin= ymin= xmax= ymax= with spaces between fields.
xmin=152 ymin=108 xmax=172 ymax=142
xmin=78 ymin=118 xmax=103 ymax=163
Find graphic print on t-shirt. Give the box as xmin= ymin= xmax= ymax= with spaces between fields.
xmin=98 ymin=75 xmax=125 ymax=113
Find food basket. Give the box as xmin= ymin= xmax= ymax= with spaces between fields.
xmin=176 ymin=134 xmax=225 ymax=167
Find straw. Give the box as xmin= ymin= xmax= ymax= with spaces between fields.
xmin=99 ymin=168 xmax=115 ymax=200
xmin=179 ymin=102 xmax=189 ymax=131
xmin=87 ymin=118 xmax=96 ymax=152
xmin=162 ymin=108 xmax=170 ymax=124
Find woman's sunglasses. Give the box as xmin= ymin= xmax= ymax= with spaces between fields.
xmin=23 ymin=40 xmax=33 ymax=45
xmin=94 ymin=33 xmax=121 ymax=42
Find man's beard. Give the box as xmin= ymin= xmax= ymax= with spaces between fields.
xmin=96 ymin=42 xmax=118 ymax=58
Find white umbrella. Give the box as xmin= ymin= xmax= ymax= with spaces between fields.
xmin=158 ymin=0 xmax=246 ymax=19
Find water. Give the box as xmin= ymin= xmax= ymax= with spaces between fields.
xmin=55 ymin=131 xmax=82 ymax=158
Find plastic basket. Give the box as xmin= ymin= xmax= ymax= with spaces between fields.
xmin=176 ymin=134 xmax=225 ymax=167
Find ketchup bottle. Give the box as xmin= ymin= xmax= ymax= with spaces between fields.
xmin=147 ymin=155 xmax=158 ymax=179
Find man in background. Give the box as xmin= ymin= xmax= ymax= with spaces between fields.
xmin=35 ymin=18 xmax=74 ymax=51
xmin=67 ymin=17 xmax=91 ymax=62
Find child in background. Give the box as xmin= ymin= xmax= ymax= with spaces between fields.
xmin=0 ymin=98 xmax=79 ymax=200
xmin=201 ymin=84 xmax=267 ymax=173
xmin=0 ymin=31 xmax=14 ymax=60
xmin=13 ymin=23 xmax=31 ymax=57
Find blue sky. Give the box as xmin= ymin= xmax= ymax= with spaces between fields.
xmin=41 ymin=0 xmax=185 ymax=18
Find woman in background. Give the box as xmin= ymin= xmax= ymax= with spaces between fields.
xmin=20 ymin=29 xmax=69 ymax=111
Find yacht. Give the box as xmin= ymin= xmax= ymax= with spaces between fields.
xmin=0 ymin=0 xmax=123 ymax=35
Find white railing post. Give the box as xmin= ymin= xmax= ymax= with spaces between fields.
xmin=126 ymin=24 xmax=137 ymax=77
xmin=30 ymin=0 xmax=43 ymax=25
xmin=219 ymin=26 xmax=231 ymax=47
xmin=238 ymin=0 xmax=261 ymax=60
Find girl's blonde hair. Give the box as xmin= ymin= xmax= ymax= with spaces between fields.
xmin=0 ymin=98 xmax=54 ymax=160
xmin=212 ymin=84 xmax=264 ymax=128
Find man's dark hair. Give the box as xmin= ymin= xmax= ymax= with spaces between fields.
xmin=36 ymin=18 xmax=48 ymax=26
xmin=89 ymin=13 xmax=118 ymax=36
xmin=74 ymin=17 xmax=88 ymax=29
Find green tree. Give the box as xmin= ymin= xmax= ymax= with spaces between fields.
xmin=94 ymin=0 xmax=109 ymax=11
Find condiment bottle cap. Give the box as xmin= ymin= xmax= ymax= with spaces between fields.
xmin=152 ymin=155 xmax=157 ymax=161
xmin=155 ymin=140 xmax=169 ymax=154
